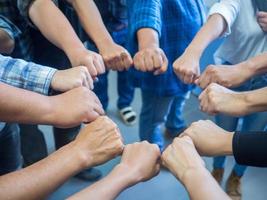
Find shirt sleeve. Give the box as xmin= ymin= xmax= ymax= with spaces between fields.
xmin=233 ymin=131 xmax=267 ymax=167
xmin=128 ymin=0 xmax=163 ymax=38
xmin=0 ymin=16 xmax=21 ymax=40
xmin=0 ymin=55 xmax=57 ymax=95
xmin=208 ymin=0 xmax=240 ymax=36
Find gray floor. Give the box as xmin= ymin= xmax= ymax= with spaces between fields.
xmin=41 ymin=71 xmax=267 ymax=200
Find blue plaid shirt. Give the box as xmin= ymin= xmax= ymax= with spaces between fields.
xmin=0 ymin=0 xmax=33 ymax=60
xmin=127 ymin=0 xmax=206 ymax=96
xmin=0 ymin=54 xmax=57 ymax=95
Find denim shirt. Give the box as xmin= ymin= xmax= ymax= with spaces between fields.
xmin=127 ymin=0 xmax=206 ymax=96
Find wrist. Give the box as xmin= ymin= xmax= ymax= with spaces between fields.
xmin=181 ymin=166 xmax=208 ymax=186
xmin=66 ymin=45 xmax=87 ymax=65
xmin=185 ymin=45 xmax=202 ymax=60
xmin=236 ymin=61 xmax=255 ymax=80
xmin=222 ymin=132 xmax=234 ymax=155
xmin=137 ymin=28 xmax=159 ymax=51
xmin=95 ymin=35 xmax=114 ymax=52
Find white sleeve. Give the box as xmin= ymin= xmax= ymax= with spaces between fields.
xmin=208 ymin=0 xmax=240 ymax=36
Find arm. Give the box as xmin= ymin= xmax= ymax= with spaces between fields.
xmin=199 ymin=83 xmax=267 ymax=116
xmin=0 ymin=116 xmax=124 ymax=200
xmin=0 ymin=84 xmax=104 ymax=128
xmin=68 ymin=0 xmax=132 ymax=71
xmin=0 ymin=29 xmax=14 ymax=54
xmin=196 ymin=52 xmax=267 ymax=89
xmin=173 ymin=0 xmax=240 ymax=84
xmin=162 ymin=136 xmax=230 ymax=200
xmin=69 ymin=141 xmax=160 ymax=200
xmin=27 ymin=0 xmax=105 ymax=78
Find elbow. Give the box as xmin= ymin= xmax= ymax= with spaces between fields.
xmin=0 ymin=33 xmax=15 ymax=54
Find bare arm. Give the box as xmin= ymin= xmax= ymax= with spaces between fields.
xmin=68 ymin=0 xmax=133 ymax=71
xmin=0 ymin=116 xmax=123 ymax=200
xmin=28 ymin=0 xmax=105 ymax=77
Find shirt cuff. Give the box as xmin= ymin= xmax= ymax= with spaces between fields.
xmin=36 ymin=66 xmax=57 ymax=95
xmin=208 ymin=3 xmax=236 ymax=36
xmin=0 ymin=16 xmax=21 ymax=40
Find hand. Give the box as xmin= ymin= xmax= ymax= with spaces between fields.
xmin=173 ymin=51 xmax=200 ymax=84
xmin=69 ymin=48 xmax=105 ymax=79
xmin=99 ymin=42 xmax=133 ymax=71
xmin=195 ymin=64 xmax=251 ymax=89
xmin=162 ymin=136 xmax=205 ymax=182
xmin=199 ymin=83 xmax=248 ymax=116
xmin=73 ymin=116 xmax=124 ymax=168
xmin=180 ymin=120 xmax=233 ymax=156
xmin=133 ymin=46 xmax=168 ymax=75
xmin=51 ymin=66 xmax=94 ymax=91
xmin=49 ymin=87 xmax=104 ymax=128
xmin=119 ymin=141 xmax=161 ymax=183
xmin=257 ymin=11 xmax=267 ymax=32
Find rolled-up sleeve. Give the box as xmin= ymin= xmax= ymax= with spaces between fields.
xmin=128 ymin=0 xmax=162 ymax=38
xmin=0 ymin=55 xmax=57 ymax=95
xmin=208 ymin=0 xmax=240 ymax=36
xmin=17 ymin=0 xmax=35 ymax=20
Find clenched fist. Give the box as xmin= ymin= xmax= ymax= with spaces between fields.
xmin=199 ymin=83 xmax=248 ymax=116
xmin=120 ymin=141 xmax=161 ymax=183
xmin=195 ymin=64 xmax=251 ymax=89
xmin=99 ymin=43 xmax=133 ymax=71
xmin=133 ymin=46 xmax=168 ymax=75
xmin=173 ymin=51 xmax=200 ymax=84
xmin=162 ymin=136 xmax=205 ymax=182
xmin=49 ymin=87 xmax=104 ymax=128
xmin=69 ymin=48 xmax=105 ymax=79
xmin=257 ymin=11 xmax=267 ymax=32
xmin=51 ymin=66 xmax=94 ymax=91
xmin=74 ymin=116 xmax=124 ymax=168
xmin=180 ymin=120 xmax=233 ymax=156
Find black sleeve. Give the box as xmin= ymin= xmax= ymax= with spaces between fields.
xmin=233 ymin=131 xmax=267 ymax=167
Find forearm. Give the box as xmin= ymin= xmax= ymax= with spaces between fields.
xmin=0 ymin=83 xmax=54 ymax=125
xmin=182 ymin=168 xmax=230 ymax=200
xmin=185 ymin=14 xmax=226 ymax=58
xmin=137 ymin=28 xmax=159 ymax=50
xmin=69 ymin=0 xmax=114 ymax=50
xmin=29 ymin=0 xmax=85 ymax=59
xmin=242 ymin=87 xmax=267 ymax=114
xmin=0 ymin=142 xmax=86 ymax=200
xmin=240 ymin=52 xmax=267 ymax=77
xmin=69 ymin=164 xmax=136 ymax=200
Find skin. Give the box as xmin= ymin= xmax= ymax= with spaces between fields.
xmin=199 ymin=83 xmax=267 ymax=116
xmin=173 ymin=14 xmax=226 ymax=84
xmin=69 ymin=141 xmax=161 ymax=200
xmin=196 ymin=52 xmax=267 ymax=89
xmin=0 ymin=116 xmax=124 ymax=200
xmin=134 ymin=28 xmax=168 ymax=75
xmin=68 ymin=0 xmax=133 ymax=71
xmin=29 ymin=0 xmax=105 ymax=79
xmin=0 ymin=29 xmax=15 ymax=54
xmin=180 ymin=120 xmax=233 ymax=156
xmin=162 ymin=136 xmax=230 ymax=200
xmin=0 ymin=83 xmax=104 ymax=128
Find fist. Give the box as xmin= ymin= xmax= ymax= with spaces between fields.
xmin=173 ymin=51 xmax=200 ymax=84
xmin=180 ymin=120 xmax=233 ymax=156
xmin=162 ymin=136 xmax=205 ymax=182
xmin=74 ymin=116 xmax=124 ymax=167
xmin=100 ymin=43 xmax=133 ymax=71
xmin=195 ymin=64 xmax=249 ymax=89
xmin=133 ymin=47 xmax=168 ymax=75
xmin=257 ymin=11 xmax=267 ymax=32
xmin=120 ymin=141 xmax=161 ymax=183
xmin=199 ymin=83 xmax=247 ymax=116
xmin=69 ymin=48 xmax=105 ymax=79
xmin=51 ymin=66 xmax=94 ymax=91
xmin=50 ymin=87 xmax=104 ymax=128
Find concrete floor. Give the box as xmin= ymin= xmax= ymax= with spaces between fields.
xmin=40 ymin=70 xmax=267 ymax=200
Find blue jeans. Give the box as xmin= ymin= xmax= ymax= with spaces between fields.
xmin=139 ymin=90 xmax=174 ymax=150
xmin=214 ymin=75 xmax=267 ymax=177
xmin=93 ymin=70 xmax=135 ymax=110
xmin=0 ymin=123 xmax=22 ymax=175
xmin=165 ymin=93 xmax=189 ymax=136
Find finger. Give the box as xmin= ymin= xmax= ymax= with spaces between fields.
xmin=257 ymin=11 xmax=267 ymax=18
xmin=94 ymin=57 xmax=105 ymax=75
xmin=194 ymin=78 xmax=200 ymax=86
xmin=93 ymin=102 xmax=105 ymax=116
xmin=152 ymin=52 xmax=163 ymax=69
xmin=84 ymin=70 xmax=94 ymax=90
xmin=154 ymin=54 xmax=168 ymax=75
xmin=138 ymin=56 xmax=146 ymax=72
xmin=86 ymin=59 xmax=98 ymax=78
xmin=84 ymin=110 xmax=100 ymax=123
xmin=144 ymin=55 xmax=154 ymax=71
xmin=121 ymin=52 xmax=133 ymax=70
